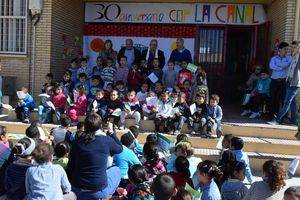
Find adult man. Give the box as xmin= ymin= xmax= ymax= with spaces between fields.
xmin=169 ymin=38 xmax=192 ymax=64
xmin=142 ymin=39 xmax=165 ymax=70
xmin=117 ymin=39 xmax=141 ymax=69
xmin=269 ymin=41 xmax=300 ymax=125
xmin=268 ymin=42 xmax=292 ymax=119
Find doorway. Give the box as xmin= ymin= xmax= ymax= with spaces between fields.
xmin=224 ymin=28 xmax=252 ymax=104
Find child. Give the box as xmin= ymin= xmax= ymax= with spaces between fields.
xmin=151 ymin=174 xmax=176 ymax=200
xmin=121 ymin=90 xmax=141 ymax=128
xmin=114 ymin=133 xmax=141 ymax=186
xmin=142 ymin=91 xmax=159 ymax=120
xmin=140 ymin=59 xmax=150 ymax=78
xmin=241 ymin=70 xmax=271 ymax=119
xmin=100 ymin=57 xmax=116 ymax=85
xmin=171 ymin=93 xmax=191 ymax=135
xmin=143 ymin=142 xmax=166 ymax=179
xmin=154 ymin=82 xmax=164 ymax=99
xmin=88 ymin=89 xmax=108 ymax=121
xmin=189 ymin=93 xmax=207 ymax=136
xmin=175 ymin=133 xmax=189 ymax=145
xmin=231 ymin=136 xmax=254 ymax=184
xmin=115 ymin=56 xmax=129 ymax=85
xmin=191 ymin=72 xmax=209 ymax=102
xmin=136 ymin=83 xmax=149 ymax=103
xmin=115 ymin=80 xmax=127 ymax=100
xmin=178 ymin=60 xmax=192 ymax=90
xmin=74 ymin=121 xmax=84 ymax=141
xmin=41 ymin=73 xmax=55 ymax=93
xmin=60 ymin=71 xmax=74 ymax=97
xmin=15 ymin=87 xmax=35 ymax=123
xmin=150 ymin=59 xmax=163 ymax=83
xmin=25 ymin=143 xmax=75 ymax=200
xmin=219 ymin=134 xmax=233 ymax=158
xmin=127 ymin=63 xmax=143 ymax=91
xmin=77 ymin=57 xmax=92 ymax=79
xmin=284 ymin=186 xmax=300 ymax=200
xmin=206 ymin=94 xmax=223 ymax=138
xmin=51 ymin=85 xmax=67 ymax=121
xmin=170 ymin=88 xmax=179 ymax=106
xmin=0 ymin=125 xmax=10 ymax=169
xmin=53 ymin=141 xmax=70 ymax=169
xmin=162 ymin=60 xmax=178 ymax=89
xmin=66 ymin=86 xmax=87 ymax=122
xmin=169 ymin=156 xmax=194 ymax=189
xmin=38 ymin=86 xmax=54 ymax=123
xmin=5 ymin=137 xmax=36 ymax=200
xmin=88 ymin=75 xmax=102 ymax=101
xmin=107 ymin=90 xmax=125 ymax=127
xmin=75 ymin=72 xmax=90 ymax=93
xmin=175 ymin=188 xmax=193 ymax=200
xmin=68 ymin=58 xmax=79 ymax=83
xmin=93 ymin=56 xmax=104 ymax=76
xmin=221 ymin=161 xmax=248 ymax=200
xmin=181 ymin=80 xmax=192 ymax=103
xmin=50 ymin=116 xmax=72 ymax=145
xmin=196 ymin=160 xmax=222 ymax=200
xmin=129 ymin=125 xmax=143 ymax=157
xmin=154 ymin=90 xmax=173 ymax=133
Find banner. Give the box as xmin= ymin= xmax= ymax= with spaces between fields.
xmin=85 ymin=3 xmax=267 ymax=25
xmin=83 ymin=36 xmax=195 ymax=67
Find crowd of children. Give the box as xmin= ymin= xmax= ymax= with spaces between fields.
xmin=0 ymin=115 xmax=299 ymax=200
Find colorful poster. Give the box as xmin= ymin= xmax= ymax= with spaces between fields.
xmin=85 ymin=3 xmax=267 ymax=25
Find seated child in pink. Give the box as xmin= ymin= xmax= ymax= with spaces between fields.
xmin=66 ymin=86 xmax=87 ymax=122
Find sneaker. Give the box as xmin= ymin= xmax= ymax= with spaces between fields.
xmin=267 ymin=120 xmax=279 ymax=125
xmin=174 ymin=130 xmax=180 ymax=135
xmin=216 ymin=130 xmax=222 ymax=138
xmin=241 ymin=110 xmax=251 ymax=117
xmin=119 ymin=125 xmax=125 ymax=130
xmin=190 ymin=131 xmax=196 ymax=135
xmin=249 ymin=112 xmax=260 ymax=119
xmin=23 ymin=119 xmax=30 ymax=124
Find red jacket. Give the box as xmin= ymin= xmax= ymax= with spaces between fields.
xmin=178 ymin=69 xmax=192 ymax=89
xmin=52 ymin=93 xmax=67 ymax=110
xmin=169 ymin=172 xmax=194 ymax=189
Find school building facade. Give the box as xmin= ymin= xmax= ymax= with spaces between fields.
xmin=0 ymin=0 xmax=300 ymax=103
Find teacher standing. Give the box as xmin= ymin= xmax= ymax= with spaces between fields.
xmin=142 ymin=39 xmax=165 ymax=70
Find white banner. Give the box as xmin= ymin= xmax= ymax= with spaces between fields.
xmin=85 ymin=3 xmax=267 ymax=25
xmin=83 ymin=36 xmax=195 ymax=67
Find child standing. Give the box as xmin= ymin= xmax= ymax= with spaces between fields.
xmin=53 ymin=141 xmax=70 ymax=169
xmin=162 ymin=60 xmax=178 ymax=89
xmin=206 ymin=94 xmax=223 ymax=138
xmin=127 ymin=63 xmax=143 ymax=91
xmin=25 ymin=143 xmax=75 ymax=200
xmin=115 ymin=56 xmax=129 ymax=85
xmin=100 ymin=57 xmax=116 ymax=85
xmin=169 ymin=156 xmax=194 ymax=189
xmin=77 ymin=57 xmax=92 ymax=79
xmin=121 ymin=90 xmax=141 ymax=129
xmin=150 ymin=59 xmax=163 ymax=83
xmin=154 ymin=90 xmax=173 ymax=133
xmin=51 ymin=85 xmax=67 ymax=121
xmin=192 ymin=72 xmax=209 ymax=102
xmin=74 ymin=73 xmax=90 ymax=93
xmin=66 ymin=86 xmax=87 ymax=123
xmin=68 ymin=58 xmax=79 ymax=83
xmin=60 ymin=71 xmax=74 ymax=97
xmin=15 ymin=87 xmax=35 ymax=123
xmin=92 ymin=56 xmax=104 ymax=76
xmin=230 ymin=137 xmax=254 ymax=184
xmin=178 ymin=60 xmax=192 ymax=90
xmin=189 ymin=93 xmax=207 ymax=136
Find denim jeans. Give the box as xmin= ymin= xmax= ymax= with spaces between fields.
xmin=207 ymin=119 xmax=222 ymax=132
xmin=276 ymin=85 xmax=300 ymax=124
xmin=176 ymin=116 xmax=187 ymax=131
xmin=15 ymin=106 xmax=32 ymax=120
xmin=72 ymin=166 xmax=121 ymax=200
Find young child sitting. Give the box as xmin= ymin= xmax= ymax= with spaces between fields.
xmin=162 ymin=60 xmax=178 ymax=90
xmin=189 ymin=93 xmax=207 ymax=136
xmin=115 ymin=81 xmax=127 ymax=100
xmin=38 ymin=86 xmax=54 ymax=123
xmin=115 ymin=56 xmax=129 ymax=85
xmin=15 ymin=87 xmax=35 ymax=123
xmin=60 ymin=71 xmax=74 ymax=97
xmin=171 ymin=93 xmax=191 ymax=135
xmin=191 ymin=72 xmax=209 ymax=102
xmin=150 ymin=59 xmax=163 ymax=83
xmin=51 ymin=85 xmax=67 ymax=121
xmin=92 ymin=56 xmax=104 ymax=76
xmin=88 ymin=75 xmax=102 ymax=102
xmin=75 ymin=72 xmax=90 ymax=93
xmin=41 ymin=73 xmax=55 ymax=93
xmin=77 ymin=57 xmax=92 ymax=79
xmin=26 ymin=143 xmax=75 ymax=200
xmin=221 ymin=161 xmax=248 ymax=200
xmin=175 ymin=188 xmax=193 ymax=200
xmin=230 ymin=136 xmax=254 ymax=184
xmin=142 ymin=91 xmax=159 ymax=120
xmin=68 ymin=58 xmax=78 ymax=83
xmin=127 ymin=63 xmax=143 ymax=91
xmin=154 ymin=90 xmax=173 ymax=133
xmin=154 ymin=82 xmax=164 ymax=99
xmin=181 ymin=80 xmax=192 ymax=103
xmin=107 ymin=90 xmax=125 ymax=128
xmin=53 ymin=141 xmax=70 ymax=169
xmin=121 ymin=90 xmax=141 ymax=129
xmin=100 ymin=57 xmax=116 ymax=86
xmin=114 ymin=133 xmax=141 ymax=187
xmin=151 ymin=174 xmax=176 ymax=200
xmin=136 ymin=83 xmax=149 ymax=103
xmin=178 ymin=60 xmax=192 ymax=90
xmin=88 ymin=89 xmax=108 ymax=121
xmin=143 ymin=142 xmax=166 ymax=180
xmin=169 ymin=156 xmax=194 ymax=189
xmin=241 ymin=69 xmax=271 ymax=119
xmin=206 ymin=94 xmax=223 ymax=138
xmin=0 ymin=125 xmax=10 ymax=169
xmin=66 ymin=86 xmax=87 ymax=123
xmin=50 ymin=116 xmax=72 ymax=145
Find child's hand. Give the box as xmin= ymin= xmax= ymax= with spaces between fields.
xmin=116 ymin=187 xmax=128 ymax=199
xmin=109 ymin=109 xmax=113 ymax=113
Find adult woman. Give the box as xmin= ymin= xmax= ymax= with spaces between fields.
xmin=244 ymin=160 xmax=287 ymax=200
xmin=66 ymin=113 xmax=123 ymax=200
xmin=100 ymin=39 xmax=117 ymax=65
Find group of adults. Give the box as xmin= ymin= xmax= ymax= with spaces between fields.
xmin=268 ymin=41 xmax=300 ymax=125
xmin=99 ymin=38 xmax=193 ymax=69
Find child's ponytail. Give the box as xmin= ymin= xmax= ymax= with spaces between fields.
xmin=197 ymin=160 xmax=223 ymax=180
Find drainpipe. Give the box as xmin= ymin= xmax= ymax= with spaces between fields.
xmin=294 ymin=0 xmax=300 ymax=40
xmin=30 ymin=14 xmax=40 ymax=94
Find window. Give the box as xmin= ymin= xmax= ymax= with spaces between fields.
xmin=0 ymin=0 xmax=27 ymax=54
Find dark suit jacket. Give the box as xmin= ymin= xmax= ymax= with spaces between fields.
xmin=142 ymin=49 xmax=165 ymax=69
xmin=117 ymin=47 xmax=141 ymax=65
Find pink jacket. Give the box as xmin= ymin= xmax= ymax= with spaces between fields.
xmin=72 ymin=95 xmax=87 ymax=115
xmin=52 ymin=93 xmax=67 ymax=109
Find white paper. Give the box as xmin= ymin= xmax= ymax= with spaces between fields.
xmin=170 ymin=107 xmax=180 ymax=117
xmin=148 ymin=72 xmax=159 ymax=83
xmin=124 ymin=104 xmax=131 ymax=112
xmin=146 ymin=97 xmax=158 ymax=107
xmin=93 ymin=100 xmax=98 ymax=109
xmin=2 ymin=104 xmax=12 ymax=110
xmin=190 ymin=103 xmax=197 ymax=115
xmin=187 ymin=63 xmax=198 ymax=73
xmin=16 ymin=91 xmax=27 ymax=100
xmin=38 ymin=93 xmax=50 ymax=98
xmin=112 ymin=108 xmax=122 ymax=116
xmin=167 ymin=87 xmax=173 ymax=93
xmin=180 ymin=76 xmax=186 ymax=84
xmin=242 ymin=93 xmax=251 ymax=105
xmin=73 ymin=90 xmax=79 ymax=102
xmin=46 ymin=101 xmax=56 ymax=111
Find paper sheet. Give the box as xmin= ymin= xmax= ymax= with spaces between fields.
xmin=185 ymin=183 xmax=202 ymax=199
xmin=112 ymin=108 xmax=122 ymax=116
xmin=93 ymin=100 xmax=98 ymax=109
xmin=146 ymin=97 xmax=158 ymax=107
xmin=190 ymin=103 xmax=197 ymax=115
xmin=148 ymin=72 xmax=159 ymax=83
xmin=46 ymin=101 xmax=56 ymax=111
xmin=187 ymin=63 xmax=198 ymax=73
xmin=170 ymin=107 xmax=180 ymax=117
xmin=16 ymin=91 xmax=27 ymax=100
xmin=38 ymin=93 xmax=50 ymax=98
xmin=157 ymin=133 xmax=174 ymax=152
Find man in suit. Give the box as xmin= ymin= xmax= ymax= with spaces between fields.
xmin=142 ymin=39 xmax=165 ymax=70
xmin=117 ymin=39 xmax=141 ymax=69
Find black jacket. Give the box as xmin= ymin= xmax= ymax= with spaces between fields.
xmin=141 ymin=49 xmax=165 ymax=69
xmin=117 ymin=47 xmax=141 ymax=65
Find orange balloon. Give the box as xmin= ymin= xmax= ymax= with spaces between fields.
xmin=90 ymin=38 xmax=104 ymax=52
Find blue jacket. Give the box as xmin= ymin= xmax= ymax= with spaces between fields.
xmin=206 ymin=105 xmax=223 ymax=122
xmin=201 ymin=180 xmax=221 ymax=200
xmin=169 ymin=48 xmax=192 ymax=63
xmin=22 ymin=94 xmax=35 ymax=108
xmin=254 ymin=78 xmax=271 ymax=97
xmin=221 ymin=179 xmax=248 ymax=200
xmin=269 ymin=55 xmax=292 ymax=79
xmin=233 ymin=150 xmax=254 ymax=184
